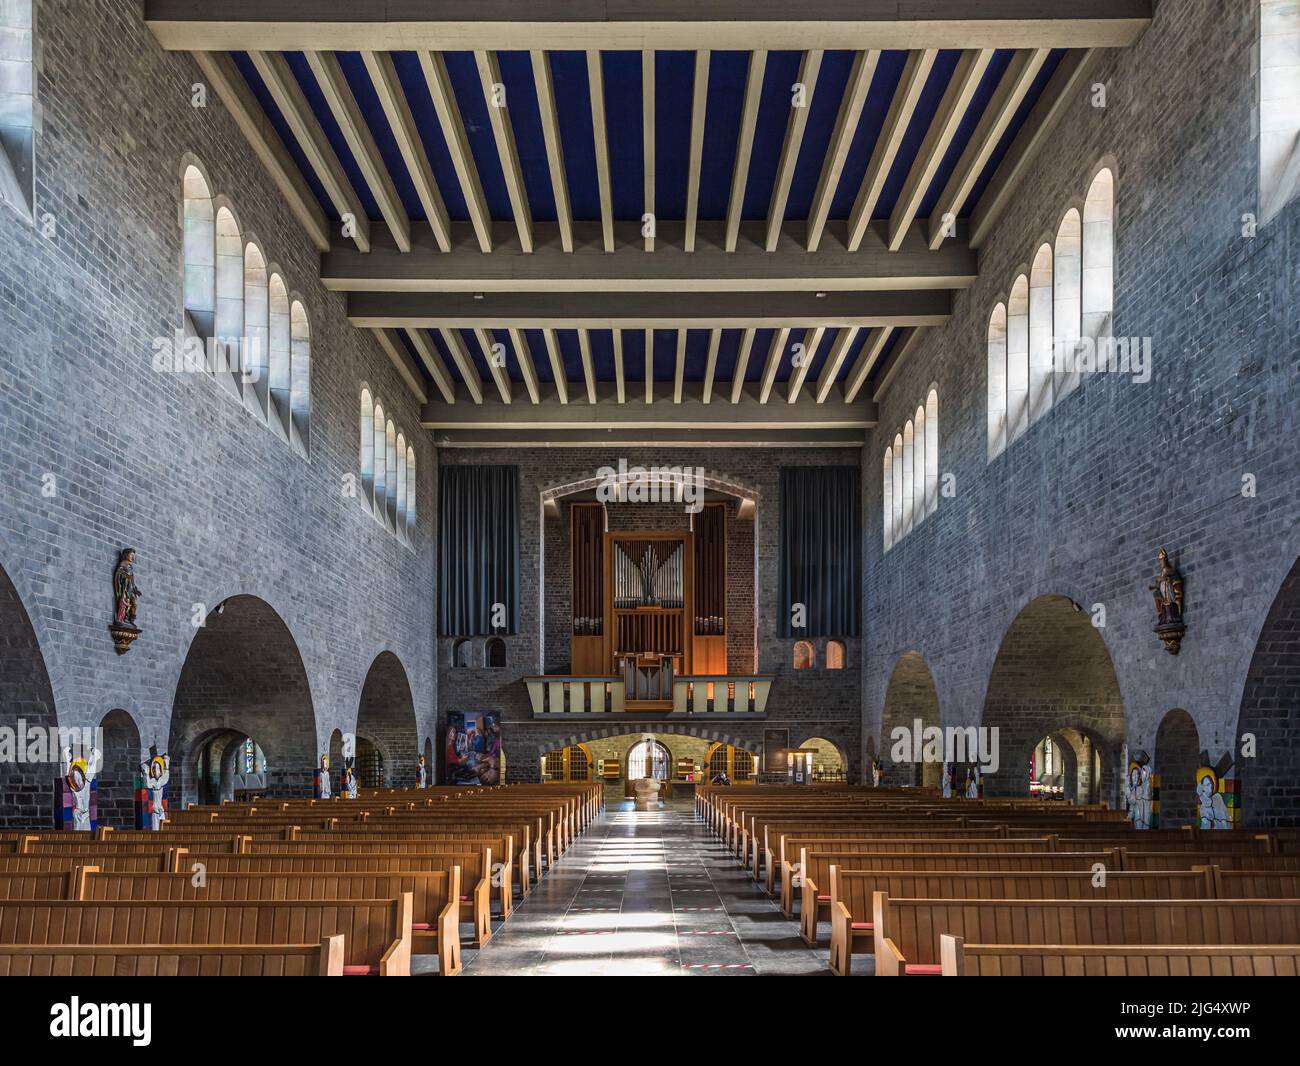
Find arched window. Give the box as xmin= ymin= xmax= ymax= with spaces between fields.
xmin=290 ymin=300 xmax=311 ymax=456
xmin=1261 ymin=1 xmax=1300 ymax=222
xmin=268 ymin=274 xmax=292 ymax=440
xmin=1006 ymin=275 xmax=1029 ymax=444
xmin=213 ymin=205 xmax=243 ymax=393
xmin=826 ymin=640 xmax=846 ymax=669
xmin=181 ymin=164 xmax=215 ymax=339
xmin=243 ymin=244 xmax=269 ymax=418
xmin=395 ymin=432 xmax=408 ymax=540
xmin=485 ymin=636 xmax=506 ymax=668
xmin=1082 ymin=168 xmax=1114 ymax=345
xmin=882 ymin=446 xmax=894 ymax=551
xmin=453 ymin=638 xmax=473 ymax=668
xmin=901 ymin=420 xmax=915 ymax=534
xmin=793 ymin=640 xmax=816 ymax=670
xmin=384 ymin=420 xmax=398 ymax=530
xmin=372 ymin=402 xmax=387 ymax=522
xmin=912 ymin=405 xmax=926 ymax=532
xmin=406 ymin=446 xmax=417 ymax=533
xmin=628 ymin=739 xmax=671 ymax=780
xmin=1054 ymin=208 xmax=1083 ymax=401
xmin=1028 ymin=244 xmax=1054 ymax=424
xmin=359 ymin=388 xmax=375 ymax=506
xmin=924 ymin=389 xmax=938 ymax=516
xmin=0 ymin=2 xmax=35 ymax=214
xmin=986 ymin=303 xmax=1008 ymax=459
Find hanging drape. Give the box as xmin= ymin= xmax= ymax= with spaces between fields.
xmin=438 ymin=465 xmax=519 ymax=636
xmin=778 ymin=465 xmax=861 ymax=637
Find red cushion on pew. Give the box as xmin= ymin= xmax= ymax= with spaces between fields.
xmin=411 ymin=922 xmax=432 ymax=930
xmin=816 ymin=894 xmax=830 ymax=902
xmin=905 ymin=964 xmax=942 ymax=976
xmin=460 ymin=895 xmax=471 ymax=901
xmin=342 ymin=965 xmax=378 ymax=976
xmin=850 ymin=922 xmax=873 ymax=930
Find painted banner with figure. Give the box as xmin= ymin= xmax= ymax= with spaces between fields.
xmin=445 ymin=711 xmax=502 ymax=786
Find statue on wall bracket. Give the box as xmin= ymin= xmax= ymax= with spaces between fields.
xmin=109 ymin=547 xmax=143 ymax=655
xmin=1150 ymin=547 xmax=1186 ymax=655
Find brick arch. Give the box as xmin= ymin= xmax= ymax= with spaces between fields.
xmin=550 ymin=722 xmax=762 ymax=755
xmin=355 ymin=650 xmax=418 ymax=788
xmin=980 ymin=594 xmax=1125 ymax=802
xmin=1237 ymin=555 xmax=1300 ymax=828
xmin=1154 ymin=708 xmax=1200 ymax=828
xmin=168 ymin=594 xmax=317 ymax=807
xmin=880 ymin=650 xmax=942 ymax=787
xmin=97 ymin=708 xmax=142 ymax=829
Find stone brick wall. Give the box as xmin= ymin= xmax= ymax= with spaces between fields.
xmin=862 ymin=0 xmax=1300 ymax=824
xmin=0 ymin=0 xmax=436 ymax=826
xmin=436 ymin=447 xmax=862 ymax=783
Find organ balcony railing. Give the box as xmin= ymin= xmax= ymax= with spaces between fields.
xmin=524 ymin=675 xmax=773 ymax=717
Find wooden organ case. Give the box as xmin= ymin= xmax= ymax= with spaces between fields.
xmin=570 ymin=501 xmax=728 ymax=709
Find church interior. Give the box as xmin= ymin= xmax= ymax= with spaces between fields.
xmin=0 ymin=0 xmax=1298 ymax=989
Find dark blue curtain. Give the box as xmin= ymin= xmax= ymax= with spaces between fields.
xmin=438 ymin=465 xmax=519 ymax=636
xmin=778 ymin=466 xmax=861 ymax=637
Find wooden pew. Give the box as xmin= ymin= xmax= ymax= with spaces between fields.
xmin=825 ymin=867 xmax=1214 ymax=975
xmin=874 ymin=896 xmax=1300 ymax=976
xmin=939 ymin=936 xmax=1300 ymax=976
xmin=0 ymin=895 xmax=418 ymax=976
xmin=0 ymin=937 xmax=346 ymax=976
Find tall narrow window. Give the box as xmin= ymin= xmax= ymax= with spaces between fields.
xmin=213 ymin=206 xmax=243 ymax=394
xmin=901 ymin=421 xmax=915 ymax=534
xmin=1082 ymin=168 xmax=1115 ymax=345
xmin=924 ymin=389 xmax=938 ymax=516
xmin=395 ymin=432 xmax=408 ymax=540
xmin=1028 ymin=244 xmax=1054 ymax=425
xmin=1260 ymin=1 xmax=1300 ymax=223
xmin=891 ymin=434 xmax=904 ymax=539
xmin=289 ymin=300 xmax=311 ymax=456
xmin=181 ymin=164 xmax=215 ymax=339
xmin=882 ymin=447 xmax=894 ymax=551
xmin=0 ymin=1 xmax=35 ymax=214
xmin=359 ymin=388 xmax=375 ymax=507
xmin=912 ymin=405 xmax=926 ymax=533
xmin=268 ymin=274 xmax=291 ymax=440
xmin=243 ymin=244 xmax=269 ymax=418
xmin=1006 ymin=275 xmax=1029 ymax=444
xmin=406 ymin=447 xmax=417 ymax=533
xmin=385 ymin=421 xmax=398 ymax=530
xmin=1054 ymin=209 xmax=1083 ymax=400
xmin=986 ymin=303 xmax=1008 ymax=460
xmin=373 ymin=402 xmax=387 ymax=520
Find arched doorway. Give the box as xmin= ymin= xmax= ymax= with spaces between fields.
xmin=1238 ymin=557 xmax=1300 ymax=827
xmin=97 ymin=709 xmax=142 ymax=828
xmin=800 ymin=736 xmax=846 ymax=782
xmin=541 ymin=743 xmax=592 ymax=782
xmin=356 ymin=651 xmax=418 ymax=788
xmin=880 ymin=651 xmax=943 ymax=788
xmin=707 ymin=742 xmax=755 ymax=782
xmin=981 ymin=595 xmax=1125 ymax=803
xmin=628 ymin=738 xmax=671 ymax=780
xmin=168 ymin=595 xmax=317 ymax=807
xmin=328 ymin=727 xmax=345 ymax=795
xmin=1155 ymin=709 xmax=1200 ymax=828
xmin=0 ymin=563 xmax=58 ymax=828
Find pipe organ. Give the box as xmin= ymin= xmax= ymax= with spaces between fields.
xmin=570 ymin=502 xmax=729 ymax=706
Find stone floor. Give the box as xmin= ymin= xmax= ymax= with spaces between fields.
xmin=452 ymin=799 xmax=832 ymax=976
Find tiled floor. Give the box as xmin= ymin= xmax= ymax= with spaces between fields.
xmin=459 ymin=799 xmax=830 ymax=976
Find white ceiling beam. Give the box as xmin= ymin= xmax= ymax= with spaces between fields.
xmin=372 ymin=329 xmax=429 ymax=404
xmin=190 ymin=51 xmax=331 ymax=253
xmin=701 ymin=330 xmax=721 ymax=404
xmin=684 ymin=50 xmax=710 ymax=253
xmin=673 ymin=329 xmax=686 ymax=404
xmin=928 ymin=48 xmax=1048 ymax=249
xmin=507 ymin=327 xmax=541 ymax=404
xmin=843 ymin=327 xmax=893 ymax=403
xmin=578 ymin=330 xmax=599 ymax=404
xmin=644 ymin=328 xmax=654 ymax=404
xmin=613 ymin=329 xmax=626 ymax=403
xmin=473 ymin=326 xmax=513 ymax=403
xmin=438 ymin=327 xmax=485 ymax=405
xmin=806 ymin=49 xmax=878 ymax=253
xmin=888 ymin=48 xmax=995 ymax=251
xmin=725 ymin=50 xmax=767 ymax=253
xmin=587 ymin=51 xmax=615 ymax=252
xmin=542 ymin=328 xmax=569 ymax=404
xmin=766 ymin=49 xmax=824 ymax=252
xmin=476 ymin=50 xmax=533 ymax=253
xmin=730 ymin=328 xmax=756 ymax=404
xmin=248 ymin=50 xmax=370 ymax=252
xmin=872 ymin=326 xmax=928 ymax=403
xmin=758 ymin=327 xmax=790 ymax=404
xmin=530 ymin=50 xmax=573 ymax=253
xmin=814 ymin=327 xmax=858 ymax=403
xmin=846 ymin=49 xmax=936 ymax=252
xmin=405 ymin=328 xmax=457 ymax=404
xmin=643 ymin=49 xmax=655 ymax=253
xmin=787 ymin=326 xmax=825 ymax=403
xmin=304 ymin=51 xmax=411 ymax=253
xmin=419 ymin=50 xmax=493 ymax=253
xmin=362 ymin=50 xmax=452 ymax=252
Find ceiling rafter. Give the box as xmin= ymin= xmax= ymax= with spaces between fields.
xmin=587 ymin=51 xmax=616 ymax=252
xmin=843 ymin=327 xmax=893 ymax=403
xmin=814 ymin=327 xmax=859 ymax=403
xmin=643 ymin=48 xmax=655 ymax=253
xmin=787 ymin=325 xmax=825 ymax=403
xmin=372 ymin=328 xmax=429 ymax=404
xmin=419 ymin=50 xmax=493 ymax=253
xmin=530 ymin=50 xmax=573 ymax=253
xmin=506 ymin=327 xmax=541 ymax=404
xmin=684 ymin=49 xmax=710 ymax=254
xmin=475 ymin=49 xmax=533 ymax=253
xmin=730 ymin=328 xmax=756 ymax=404
xmin=758 ymin=327 xmax=791 ymax=404
xmin=725 ymin=50 xmax=767 ymax=253
xmin=806 ymin=49 xmax=878 ymax=253
xmin=472 ymin=326 xmax=513 ymax=403
xmin=766 ymin=49 xmax=824 ymax=252
xmin=578 ymin=329 xmax=599 ymax=404
xmin=405 ymin=328 xmax=458 ymax=404
xmin=613 ymin=329 xmax=626 ymax=403
xmin=542 ymin=328 xmax=569 ymax=404
xmin=438 ymin=327 xmax=485 ymax=405
xmin=701 ymin=330 xmax=721 ymax=404
xmin=673 ymin=329 xmax=686 ymax=403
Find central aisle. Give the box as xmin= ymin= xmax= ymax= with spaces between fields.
xmin=462 ymin=799 xmax=829 ymax=976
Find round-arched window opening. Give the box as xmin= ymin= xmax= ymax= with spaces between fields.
xmin=628 ymin=739 xmax=671 ymax=780
xmin=793 ymin=640 xmax=816 ymax=669
xmin=453 ymin=638 xmax=473 ymax=668
xmin=485 ymin=636 xmax=506 ymax=668
xmin=826 ymin=640 xmax=846 ymax=669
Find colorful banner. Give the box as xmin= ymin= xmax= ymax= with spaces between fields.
xmin=445 ymin=711 xmax=502 ymax=786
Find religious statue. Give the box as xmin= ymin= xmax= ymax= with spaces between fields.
xmin=139 ymin=750 xmax=170 ymax=831
xmin=1149 ymin=546 xmax=1186 ymax=654
xmin=1196 ymin=767 xmax=1231 ymax=830
xmin=60 ymin=746 xmax=101 ymax=832
xmin=416 ymin=753 xmax=428 ymax=789
xmin=870 ymin=758 xmax=881 ymax=788
xmin=315 ymin=753 xmax=331 ymax=799
xmin=941 ymin=761 xmax=952 ymax=799
xmin=343 ymin=758 xmax=359 ymax=799
xmin=109 ymin=548 xmax=143 ymax=654
xmin=1126 ymin=752 xmax=1153 ymax=830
